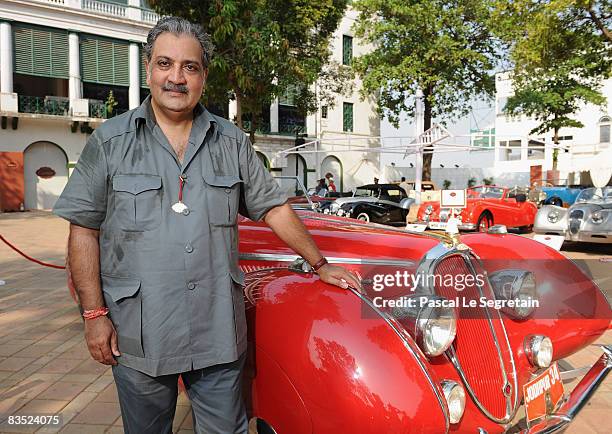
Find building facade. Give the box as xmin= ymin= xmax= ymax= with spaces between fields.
xmin=0 ymin=1 xmax=381 ymax=210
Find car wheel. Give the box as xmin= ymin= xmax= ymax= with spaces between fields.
xmin=356 ymin=212 xmax=370 ymax=222
xmin=477 ymin=212 xmax=493 ymax=232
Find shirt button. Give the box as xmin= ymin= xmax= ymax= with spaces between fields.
xmin=182 ymin=208 xmax=190 ymax=216
xmin=187 ymin=282 xmax=196 ymax=290
xmin=181 ymin=173 xmax=188 ymax=179
xmin=225 ymin=188 xmax=231 ymax=194
xmin=185 ymin=244 xmax=193 ymax=253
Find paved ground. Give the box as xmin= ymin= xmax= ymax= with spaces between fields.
xmin=0 ymin=211 xmax=610 ymax=433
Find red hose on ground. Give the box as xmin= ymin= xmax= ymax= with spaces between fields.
xmin=0 ymin=233 xmax=66 ymax=270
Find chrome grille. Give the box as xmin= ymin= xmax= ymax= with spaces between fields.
xmin=433 ymin=254 xmax=517 ymax=422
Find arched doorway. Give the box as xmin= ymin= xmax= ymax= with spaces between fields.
xmin=282 ymin=153 xmax=308 ymax=191
xmin=24 ymin=141 xmax=68 ymax=210
xmin=321 ymin=155 xmax=343 ymax=191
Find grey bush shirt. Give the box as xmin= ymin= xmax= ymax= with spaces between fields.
xmin=53 ymin=96 xmax=286 ymax=376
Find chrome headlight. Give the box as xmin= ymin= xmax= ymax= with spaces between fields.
xmin=391 ymin=295 xmax=457 ymax=357
xmin=547 ymin=210 xmax=560 ymax=223
xmin=441 ymin=380 xmax=466 ymax=424
xmin=591 ymin=210 xmax=606 ymax=224
xmin=489 ymin=270 xmax=538 ymax=319
xmin=425 ymin=205 xmax=433 ymax=215
xmin=330 ymin=202 xmax=340 ymax=213
xmin=524 ymin=335 xmax=553 ymax=368
xmin=337 ymin=209 xmax=345 ymax=217
xmin=323 ymin=208 xmax=330 ymax=214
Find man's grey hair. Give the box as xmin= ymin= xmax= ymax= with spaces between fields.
xmin=144 ymin=16 xmax=214 ymax=69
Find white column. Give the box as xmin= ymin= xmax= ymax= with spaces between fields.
xmin=414 ymin=89 xmax=424 ymax=204
xmin=0 ymin=21 xmax=13 ymax=93
xmin=229 ymin=99 xmax=237 ymax=123
xmin=127 ymin=0 xmax=141 ymax=21
xmin=270 ymin=97 xmax=279 ymax=133
xmin=129 ymin=43 xmax=140 ymax=109
xmin=68 ymin=33 xmax=82 ymax=101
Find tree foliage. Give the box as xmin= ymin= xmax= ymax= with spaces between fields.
xmin=351 ymin=0 xmax=500 ymax=180
xmin=148 ymin=0 xmax=349 ymax=138
xmin=493 ymin=0 xmax=610 ymax=169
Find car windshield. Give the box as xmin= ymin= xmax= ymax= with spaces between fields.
xmin=575 ymin=187 xmax=611 ymax=203
xmin=354 ymin=188 xmax=377 ymax=197
xmin=353 ymin=186 xmax=406 ymax=200
xmin=468 ymin=186 xmax=505 ymax=199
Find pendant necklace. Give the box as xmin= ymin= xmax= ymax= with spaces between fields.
xmin=171 ymin=175 xmax=189 ymax=213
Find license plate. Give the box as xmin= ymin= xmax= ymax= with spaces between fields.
xmin=428 ymin=221 xmax=447 ymax=230
xmin=523 ymin=362 xmax=564 ymax=424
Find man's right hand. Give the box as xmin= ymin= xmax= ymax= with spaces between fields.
xmin=84 ymin=316 xmax=121 ymax=365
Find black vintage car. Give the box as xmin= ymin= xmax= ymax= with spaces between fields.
xmin=323 ymin=183 xmax=414 ymax=225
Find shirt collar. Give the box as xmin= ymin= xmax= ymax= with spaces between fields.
xmin=133 ymin=94 xmax=217 ymax=140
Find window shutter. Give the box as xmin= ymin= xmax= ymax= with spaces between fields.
xmin=140 ymin=48 xmax=149 ymax=88
xmin=13 ymin=24 xmax=68 ymax=78
xmin=343 ymin=102 xmax=353 ymax=132
xmin=81 ymin=35 xmax=129 ymax=86
xmin=342 ymin=35 xmax=353 ymax=66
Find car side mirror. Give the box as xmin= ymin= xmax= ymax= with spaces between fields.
xmin=515 ymin=193 xmax=527 ymax=203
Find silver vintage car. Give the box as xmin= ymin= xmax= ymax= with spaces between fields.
xmin=534 ymin=186 xmax=611 ymax=243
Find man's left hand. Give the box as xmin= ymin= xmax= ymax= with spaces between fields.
xmin=317 ymin=264 xmax=362 ymax=292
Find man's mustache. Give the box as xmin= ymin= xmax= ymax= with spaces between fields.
xmin=162 ymin=83 xmax=188 ymax=93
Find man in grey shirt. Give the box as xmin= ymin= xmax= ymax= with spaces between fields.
xmin=53 ymin=16 xmax=359 ymax=434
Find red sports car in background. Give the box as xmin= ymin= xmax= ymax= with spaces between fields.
xmin=417 ymin=186 xmax=538 ymax=232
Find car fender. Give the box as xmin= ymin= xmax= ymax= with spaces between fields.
xmin=245 ymin=270 xmax=449 ymax=434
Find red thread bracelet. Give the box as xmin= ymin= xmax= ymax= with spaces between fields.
xmin=83 ymin=307 xmax=109 ymax=320
xmin=312 ymin=257 xmax=328 ymax=271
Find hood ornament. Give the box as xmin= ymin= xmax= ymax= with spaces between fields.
xmin=444 ymin=215 xmax=469 ymax=250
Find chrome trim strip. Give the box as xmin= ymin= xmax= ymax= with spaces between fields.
xmin=559 ymin=366 xmax=590 ymax=381
xmin=348 ymin=287 xmax=450 ymax=433
xmin=239 ymin=252 xmax=415 ymax=267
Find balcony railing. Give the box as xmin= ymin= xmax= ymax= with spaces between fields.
xmin=89 ymin=100 xmax=108 ymax=119
xmin=82 ymin=0 xmax=126 ymax=18
xmin=18 ymin=95 xmax=70 ymax=116
xmin=31 ymin=0 xmax=160 ymax=24
xmin=279 ymin=120 xmax=306 ymax=136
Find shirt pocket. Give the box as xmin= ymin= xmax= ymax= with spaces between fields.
xmin=202 ymin=173 xmax=244 ymax=226
xmin=101 ymin=275 xmax=144 ymax=358
xmin=112 ymin=174 xmax=162 ymax=231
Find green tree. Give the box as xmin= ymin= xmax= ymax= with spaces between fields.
xmin=105 ymin=91 xmax=118 ymax=118
xmin=351 ymin=0 xmax=500 ymax=181
xmin=148 ymin=0 xmax=348 ymax=142
xmin=494 ymin=0 xmax=610 ymax=170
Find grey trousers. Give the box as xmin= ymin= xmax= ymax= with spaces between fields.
xmin=112 ymin=354 xmax=248 ymax=434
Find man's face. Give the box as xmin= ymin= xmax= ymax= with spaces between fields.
xmin=146 ymin=32 xmax=208 ymax=114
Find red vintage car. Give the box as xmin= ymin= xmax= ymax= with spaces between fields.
xmin=238 ymin=211 xmax=611 ymax=433
xmin=66 ymin=204 xmax=610 ymax=433
xmin=417 ymin=186 xmax=538 ymax=232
